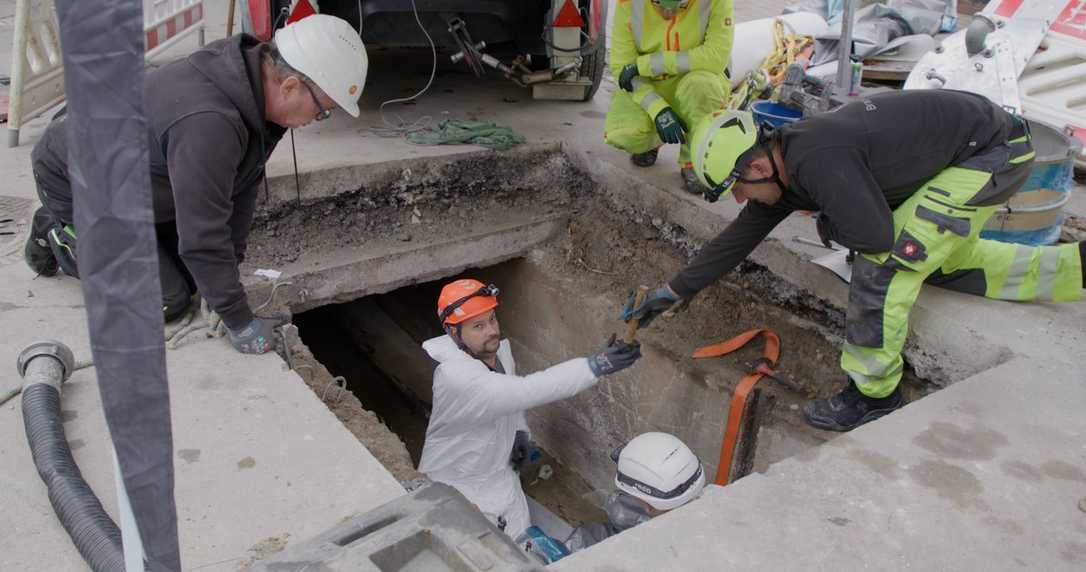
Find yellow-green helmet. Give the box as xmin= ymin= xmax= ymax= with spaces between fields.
xmin=691 ymin=109 xmax=760 ymax=203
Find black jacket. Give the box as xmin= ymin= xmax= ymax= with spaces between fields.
xmin=32 ymin=35 xmax=285 ymax=329
xmin=669 ymin=90 xmax=1015 ymax=298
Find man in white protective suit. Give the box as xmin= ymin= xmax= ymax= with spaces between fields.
xmin=418 ymin=278 xmax=642 ymax=541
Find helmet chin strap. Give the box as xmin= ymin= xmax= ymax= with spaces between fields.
xmin=738 ymin=142 xmax=789 ymax=194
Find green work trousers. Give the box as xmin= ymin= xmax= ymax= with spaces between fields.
xmin=604 ymin=70 xmax=730 ymax=168
xmin=841 ymin=123 xmax=1083 ymax=398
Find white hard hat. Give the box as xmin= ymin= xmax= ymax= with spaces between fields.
xmin=274 ymin=14 xmax=367 ymax=118
xmin=613 ymin=432 xmax=705 ymax=512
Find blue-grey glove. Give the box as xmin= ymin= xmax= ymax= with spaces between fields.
xmin=227 ymin=316 xmax=286 ymax=355
xmin=654 ymin=107 xmax=687 ymax=144
xmin=619 ymin=284 xmax=681 ymax=329
xmin=618 ymin=63 xmax=639 ymax=92
xmin=587 ymin=334 xmax=642 ymax=377
xmin=510 ymin=430 xmax=542 ymax=473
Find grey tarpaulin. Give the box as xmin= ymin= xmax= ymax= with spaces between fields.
xmin=55 ymin=0 xmax=181 ymax=570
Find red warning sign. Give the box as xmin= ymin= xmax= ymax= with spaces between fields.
xmin=554 ymin=0 xmax=585 ymax=28
xmin=1051 ymin=0 xmax=1086 ymax=40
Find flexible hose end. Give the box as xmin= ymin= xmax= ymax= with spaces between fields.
xmin=965 ymin=15 xmax=997 ymax=57
xmin=17 ymin=340 xmax=76 ymax=382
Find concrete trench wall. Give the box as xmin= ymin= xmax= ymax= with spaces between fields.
xmin=243 ymin=145 xmax=954 ymax=499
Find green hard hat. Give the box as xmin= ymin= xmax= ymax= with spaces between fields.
xmin=691 ymin=110 xmax=760 ymax=200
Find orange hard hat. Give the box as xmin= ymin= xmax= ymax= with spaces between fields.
xmin=437 ymin=279 xmax=499 ymax=325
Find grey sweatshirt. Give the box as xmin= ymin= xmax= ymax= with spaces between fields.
xmin=32 ymin=35 xmax=285 ymax=329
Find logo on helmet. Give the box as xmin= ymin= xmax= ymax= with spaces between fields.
xmin=349 ymin=84 xmax=358 ymax=96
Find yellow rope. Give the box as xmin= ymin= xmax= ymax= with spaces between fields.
xmin=759 ymin=19 xmax=813 ymax=86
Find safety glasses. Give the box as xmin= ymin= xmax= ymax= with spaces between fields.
xmin=438 ymin=284 xmax=500 ymax=323
xmin=301 ymin=80 xmax=332 ymax=122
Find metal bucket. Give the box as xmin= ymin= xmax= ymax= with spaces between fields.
xmin=981 ymin=119 xmax=1081 ymax=246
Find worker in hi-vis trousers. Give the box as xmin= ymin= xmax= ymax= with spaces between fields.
xmin=606 ymin=0 xmax=734 ymax=193
xmin=622 ymin=90 xmax=1085 ymax=432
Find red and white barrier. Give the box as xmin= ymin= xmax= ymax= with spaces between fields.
xmin=989 ymin=0 xmax=1086 ymax=167
xmin=6 ymin=0 xmax=207 ymax=147
xmin=5 ymin=0 xmax=65 ymax=147
xmin=144 ymin=0 xmax=206 ymax=60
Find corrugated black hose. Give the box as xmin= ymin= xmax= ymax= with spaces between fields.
xmin=20 ymin=345 xmax=125 ymax=572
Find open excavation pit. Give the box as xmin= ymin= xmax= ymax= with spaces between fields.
xmin=239 ymin=147 xmax=935 ymax=527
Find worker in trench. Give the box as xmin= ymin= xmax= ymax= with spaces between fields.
xmin=418 ymin=279 xmax=642 ymax=544
xmin=606 ymin=0 xmax=734 ymax=194
xmin=22 ymin=15 xmax=367 ymax=355
xmin=564 ymin=432 xmax=706 ymax=552
xmin=622 ymin=89 xmax=1086 ymax=432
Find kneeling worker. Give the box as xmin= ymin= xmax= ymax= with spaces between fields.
xmin=623 ymin=90 xmax=1085 ymax=432
xmin=606 ymin=0 xmax=734 ymax=193
xmin=24 ymin=15 xmax=367 ymax=354
xmin=566 ymin=432 xmax=705 ymax=551
xmin=419 ymin=279 xmax=642 ymax=541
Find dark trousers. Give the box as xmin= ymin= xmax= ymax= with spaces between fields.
xmin=32 ymin=169 xmax=196 ymax=321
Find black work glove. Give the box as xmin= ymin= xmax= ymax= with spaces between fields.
xmin=618 ymin=63 xmax=639 ymax=92
xmin=587 ymin=334 xmax=642 ymax=377
xmin=619 ymin=284 xmax=681 ymax=329
xmin=510 ymin=430 xmax=542 ymax=473
xmin=654 ymin=107 xmax=687 ymax=144
xmin=816 ymin=213 xmax=835 ymax=249
xmin=227 ymin=316 xmax=287 ymax=355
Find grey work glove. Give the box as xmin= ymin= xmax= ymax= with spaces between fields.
xmin=227 ymin=316 xmax=286 ymax=355
xmin=587 ymin=334 xmax=642 ymax=377
xmin=654 ymin=107 xmax=687 ymax=145
xmin=619 ymin=284 xmax=681 ymax=329
xmin=618 ymin=63 xmax=639 ymax=92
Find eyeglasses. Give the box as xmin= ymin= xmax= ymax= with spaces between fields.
xmin=301 ymin=80 xmax=332 ymax=122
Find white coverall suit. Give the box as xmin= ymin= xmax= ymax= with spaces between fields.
xmin=418 ymin=335 xmax=598 ymax=539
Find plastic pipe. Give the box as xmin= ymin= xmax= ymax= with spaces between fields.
xmin=19 ymin=340 xmax=125 ymax=572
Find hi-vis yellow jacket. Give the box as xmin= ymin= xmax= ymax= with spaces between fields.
xmin=610 ymin=0 xmax=734 ymax=118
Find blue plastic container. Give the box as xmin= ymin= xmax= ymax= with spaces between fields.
xmin=750 ymin=101 xmax=802 ymax=129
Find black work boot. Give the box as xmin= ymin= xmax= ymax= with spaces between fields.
xmin=24 ymin=207 xmax=58 ymax=277
xmin=630 ymin=148 xmax=659 ymax=168
xmin=803 ymin=381 xmax=904 ymax=432
xmin=681 ymin=167 xmax=702 ymax=194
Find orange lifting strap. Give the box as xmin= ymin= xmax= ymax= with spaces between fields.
xmin=692 ymin=328 xmax=780 ymax=486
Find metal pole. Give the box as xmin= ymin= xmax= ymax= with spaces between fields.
xmin=835 ymin=0 xmax=858 ymax=90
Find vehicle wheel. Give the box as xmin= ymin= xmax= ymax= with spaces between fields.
xmin=579 ymin=0 xmax=608 ymax=101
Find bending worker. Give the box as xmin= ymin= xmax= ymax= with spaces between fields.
xmin=23 ymin=15 xmax=367 ymax=354
xmin=623 ymin=90 xmax=1085 ymax=432
xmin=565 ymin=432 xmax=705 ymax=551
xmin=419 ymin=279 xmax=642 ymax=541
xmin=606 ymin=0 xmax=734 ymax=193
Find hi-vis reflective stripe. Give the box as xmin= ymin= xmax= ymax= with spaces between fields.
xmin=676 ymin=52 xmax=691 ymax=73
xmin=650 ymin=52 xmax=666 ymax=75
xmin=631 ymin=1 xmax=711 ymax=52
xmin=697 ymin=0 xmax=711 ymax=41
xmin=844 ymin=344 xmax=903 ymax=379
xmin=1035 ymin=248 xmax=1062 ymax=301
xmin=1000 ymin=245 xmax=1033 ymax=298
xmin=631 ymin=0 xmax=645 ymax=49
xmin=631 ymin=77 xmax=661 ymax=111
xmin=639 ymin=89 xmax=662 ymax=112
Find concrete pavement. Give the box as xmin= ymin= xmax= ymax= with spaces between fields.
xmin=1 ymin=0 xmax=1085 ymax=570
